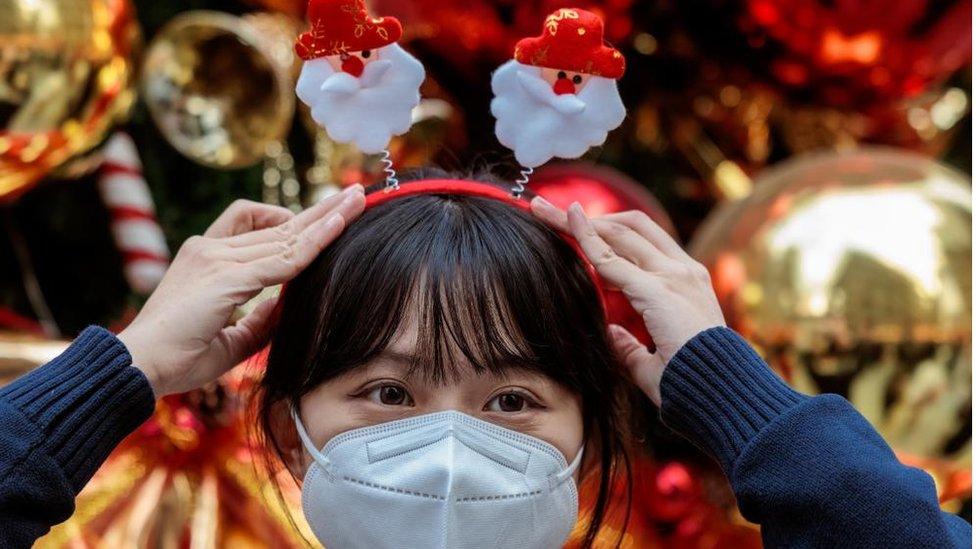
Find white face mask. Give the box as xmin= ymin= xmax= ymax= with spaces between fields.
xmin=293 ymin=409 xmax=584 ymax=549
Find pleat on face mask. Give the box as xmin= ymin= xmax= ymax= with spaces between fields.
xmin=293 ymin=409 xmax=584 ymax=549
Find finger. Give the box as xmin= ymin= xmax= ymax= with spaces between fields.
xmin=567 ymin=202 xmax=648 ymax=290
xmin=211 ymin=296 xmax=282 ymax=374
xmin=533 ymin=197 xmax=683 ymax=260
xmin=223 ymin=183 xmax=363 ymax=248
xmin=204 ymin=200 xmax=294 ymax=238
xmin=222 ymin=184 xmax=364 ymax=248
xmin=593 ymin=219 xmax=675 ymax=273
xmin=226 ymin=189 xmax=366 ymax=262
xmin=602 ymin=210 xmax=690 ymax=262
xmin=530 ymin=196 xmax=569 ymax=232
xmin=535 ymin=198 xmax=668 ymax=278
xmin=608 ymin=324 xmax=666 ymax=406
xmin=535 ymin=198 xmax=676 ymax=272
xmin=243 ymin=191 xmax=365 ymax=288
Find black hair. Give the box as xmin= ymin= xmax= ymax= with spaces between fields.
xmin=256 ymin=167 xmax=634 ymax=547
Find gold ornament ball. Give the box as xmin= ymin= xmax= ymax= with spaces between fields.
xmin=691 ymin=148 xmax=971 ymax=500
xmin=0 ymin=0 xmax=140 ymax=202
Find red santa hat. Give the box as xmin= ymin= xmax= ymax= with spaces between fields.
xmin=295 ymin=0 xmax=403 ymax=60
xmin=514 ymin=8 xmax=625 ymax=80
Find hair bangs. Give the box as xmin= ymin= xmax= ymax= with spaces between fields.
xmin=301 ymin=192 xmax=567 ymax=389
xmin=408 ymin=212 xmax=551 ymax=385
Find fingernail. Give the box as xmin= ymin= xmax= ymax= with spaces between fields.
xmin=569 ymin=203 xmax=592 ymax=226
xmin=341 ymin=188 xmax=366 ymax=206
xmin=533 ymin=195 xmax=555 ymax=210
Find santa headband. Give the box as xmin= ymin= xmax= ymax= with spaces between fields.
xmin=294 ymin=2 xmax=627 ymax=194
xmin=291 ymin=3 xmax=629 ymax=310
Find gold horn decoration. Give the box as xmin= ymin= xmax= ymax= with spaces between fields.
xmin=141 ymin=11 xmax=300 ymax=169
xmin=691 ymin=147 xmax=972 ymax=508
xmin=0 ymin=0 xmax=140 ymax=202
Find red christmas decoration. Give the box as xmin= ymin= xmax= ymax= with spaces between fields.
xmin=35 ymin=362 xmax=315 ymax=547
xmin=295 ymin=0 xmax=403 ymax=60
xmin=244 ymin=0 xmax=306 ymax=17
xmin=643 ymin=461 xmax=700 ymax=522
xmin=97 ymin=133 xmax=171 ymax=296
xmin=515 ymin=8 xmax=626 ymax=79
xmin=372 ymin=0 xmax=635 ymax=71
xmin=566 ymin=452 xmax=762 ymax=548
xmin=740 ymin=0 xmax=972 ymax=106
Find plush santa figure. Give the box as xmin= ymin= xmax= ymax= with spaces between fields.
xmin=491 ymin=8 xmax=626 ymax=168
xmin=295 ymin=0 xmax=425 ymax=154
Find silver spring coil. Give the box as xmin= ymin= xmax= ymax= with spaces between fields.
xmin=512 ymin=166 xmax=533 ymax=198
xmin=380 ymin=149 xmax=399 ymax=190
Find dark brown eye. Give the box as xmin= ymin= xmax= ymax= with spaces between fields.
xmin=361 ymin=49 xmax=372 ymax=58
xmin=558 ymin=71 xmax=567 ymax=79
xmin=496 ymin=393 xmax=526 ymax=412
xmin=379 ymin=384 xmax=407 ymax=405
xmin=572 ymin=74 xmax=583 ymax=84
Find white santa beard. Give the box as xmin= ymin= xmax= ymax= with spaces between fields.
xmin=490 ymin=60 xmax=626 ymax=168
xmin=296 ymin=43 xmax=425 ymax=154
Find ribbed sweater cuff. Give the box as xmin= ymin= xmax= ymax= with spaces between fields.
xmin=660 ymin=326 xmax=809 ymax=474
xmin=0 ymin=325 xmax=155 ymax=490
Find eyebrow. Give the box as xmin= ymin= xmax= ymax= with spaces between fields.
xmin=374 ymin=349 xmax=537 ymax=381
xmin=376 ymin=349 xmax=419 ymax=365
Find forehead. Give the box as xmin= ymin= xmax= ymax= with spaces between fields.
xmin=378 ymin=294 xmax=542 ymax=385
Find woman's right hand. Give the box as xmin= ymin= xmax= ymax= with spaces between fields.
xmin=119 ymin=185 xmax=366 ymax=397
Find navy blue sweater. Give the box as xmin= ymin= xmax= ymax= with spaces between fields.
xmin=0 ymin=326 xmax=970 ymax=547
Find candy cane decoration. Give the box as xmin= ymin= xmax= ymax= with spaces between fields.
xmin=98 ymin=133 xmax=170 ymax=295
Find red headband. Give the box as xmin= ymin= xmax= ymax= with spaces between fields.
xmin=363 ymin=179 xmax=608 ymax=314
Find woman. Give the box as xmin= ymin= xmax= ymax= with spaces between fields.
xmin=0 ymin=172 xmax=970 ymax=548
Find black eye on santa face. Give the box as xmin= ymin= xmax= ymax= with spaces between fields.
xmin=361 ymin=49 xmax=372 ymax=59
xmin=557 ymin=71 xmax=567 ymax=80
xmin=572 ymin=74 xmax=583 ymax=85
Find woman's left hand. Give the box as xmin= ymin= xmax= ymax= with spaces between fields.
xmin=531 ymin=197 xmax=725 ymax=406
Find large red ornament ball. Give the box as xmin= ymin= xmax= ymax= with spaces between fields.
xmin=530 ymin=163 xmax=675 ymax=347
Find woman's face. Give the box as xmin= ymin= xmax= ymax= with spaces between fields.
xmin=287 ymin=311 xmax=585 ymax=477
